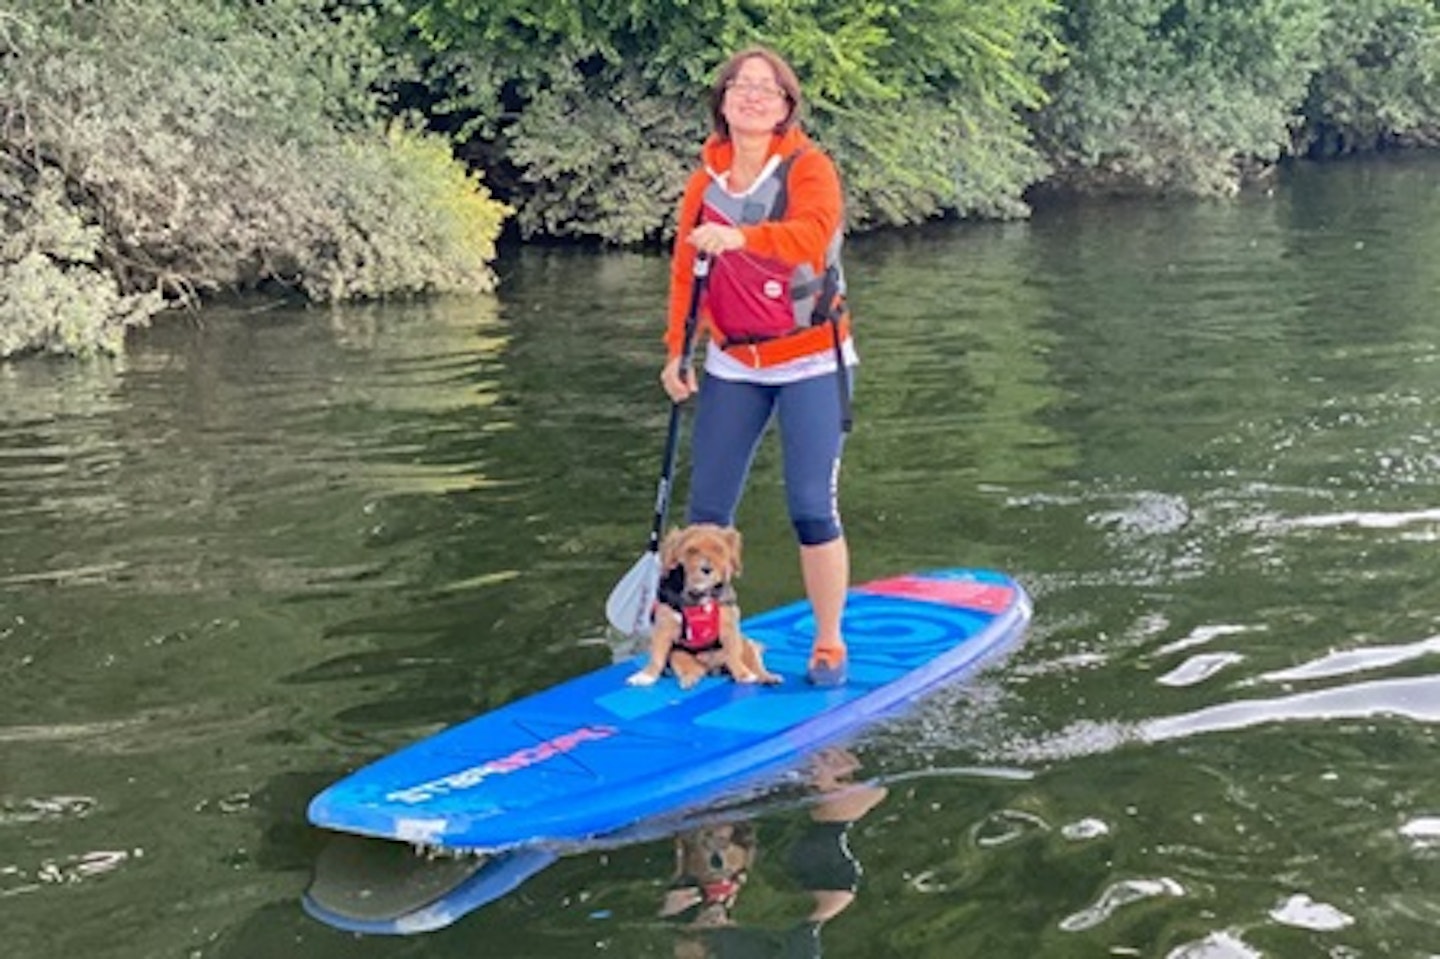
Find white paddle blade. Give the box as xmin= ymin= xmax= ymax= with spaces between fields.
xmin=606 ymin=551 xmax=660 ymax=639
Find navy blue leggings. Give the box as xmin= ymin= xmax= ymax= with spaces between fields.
xmin=686 ymin=371 xmax=850 ymax=546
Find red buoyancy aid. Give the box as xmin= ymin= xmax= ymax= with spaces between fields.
xmin=699 ymin=151 xmax=845 ymax=347
xmin=677 ymin=599 xmax=724 ymax=652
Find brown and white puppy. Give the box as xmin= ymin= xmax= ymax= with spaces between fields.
xmin=626 ymin=524 xmax=780 ymax=689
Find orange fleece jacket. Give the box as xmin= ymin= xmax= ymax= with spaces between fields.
xmin=665 ymin=126 xmax=844 ymax=360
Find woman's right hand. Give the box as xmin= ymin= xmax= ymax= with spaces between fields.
xmin=661 ymin=355 xmax=699 ymax=403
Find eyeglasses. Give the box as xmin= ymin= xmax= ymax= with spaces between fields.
xmin=725 ymin=80 xmax=786 ymax=101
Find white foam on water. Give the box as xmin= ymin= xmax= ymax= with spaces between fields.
xmin=1268 ymin=892 xmax=1354 ymax=931
xmin=1059 ymin=877 xmax=1184 ymax=932
xmin=1163 ymin=930 xmax=1262 ymax=959
xmin=1157 ymin=652 xmax=1245 ymax=687
xmin=1259 ymin=635 xmax=1440 ymax=684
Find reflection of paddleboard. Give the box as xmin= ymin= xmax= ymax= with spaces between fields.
xmin=308 ymin=569 xmax=1031 ymax=852
xmin=303 ymin=836 xmax=556 ymax=935
xmin=304 ymin=760 xmax=1036 ymax=937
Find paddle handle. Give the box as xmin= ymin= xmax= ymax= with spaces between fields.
xmin=648 ymin=255 xmax=710 ymax=552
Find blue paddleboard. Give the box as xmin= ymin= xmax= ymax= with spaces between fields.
xmin=307 ymin=568 xmax=1031 ymax=851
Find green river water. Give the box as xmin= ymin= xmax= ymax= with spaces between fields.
xmin=5 ymin=154 xmax=1440 ymax=958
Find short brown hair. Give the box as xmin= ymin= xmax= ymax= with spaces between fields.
xmin=708 ymin=46 xmax=802 ymax=139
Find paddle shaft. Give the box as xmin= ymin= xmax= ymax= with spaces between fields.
xmin=646 ymin=255 xmax=710 ymax=553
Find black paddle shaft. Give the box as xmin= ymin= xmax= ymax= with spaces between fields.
xmin=647 ymin=255 xmax=711 ymax=553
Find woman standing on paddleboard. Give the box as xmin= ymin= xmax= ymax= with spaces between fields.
xmin=661 ymin=46 xmax=857 ymax=686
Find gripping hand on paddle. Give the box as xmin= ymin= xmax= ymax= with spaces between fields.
xmin=687 ymin=223 xmax=745 ymax=256
xmin=661 ymin=355 xmax=698 ymax=403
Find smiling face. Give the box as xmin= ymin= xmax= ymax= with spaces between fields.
xmin=720 ymin=55 xmax=792 ymax=139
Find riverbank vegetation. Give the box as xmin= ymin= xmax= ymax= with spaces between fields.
xmin=4 ymin=0 xmax=1439 ymax=358
xmin=0 ymin=0 xmax=508 ymax=358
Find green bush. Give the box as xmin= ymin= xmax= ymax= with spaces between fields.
xmin=1302 ymin=0 xmax=1440 ymax=155
xmin=503 ymin=64 xmax=705 ymax=243
xmin=0 ymin=164 xmax=164 ymax=358
xmin=1035 ymin=0 xmax=1440 ymax=195
xmin=1037 ymin=0 xmax=1328 ymax=196
xmin=0 ymin=0 xmax=510 ymax=359
xmin=395 ymin=0 xmax=1060 ymax=239
xmin=293 ymin=124 xmax=511 ymax=302
xmin=819 ymin=91 xmax=1052 ymax=227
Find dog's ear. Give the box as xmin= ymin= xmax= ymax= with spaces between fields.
xmin=660 ymin=563 xmax=687 ymax=598
xmin=722 ymin=527 xmax=742 ymax=577
xmin=660 ymin=526 xmax=686 ymax=569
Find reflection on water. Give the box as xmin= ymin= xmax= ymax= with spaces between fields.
xmin=6 ymin=155 xmax=1440 ymax=956
xmin=304 ymin=747 xmax=892 ymax=947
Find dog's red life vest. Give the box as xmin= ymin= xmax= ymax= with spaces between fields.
xmin=677 ymin=600 xmax=723 ymax=652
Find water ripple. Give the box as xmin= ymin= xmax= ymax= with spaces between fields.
xmin=1257 ymin=635 xmax=1440 ymax=684
xmin=1281 ymin=506 xmax=1440 ymax=530
xmin=1144 ymin=673 xmax=1440 ymax=742
xmin=1163 ymin=931 xmax=1262 ymax=959
xmin=0 ymin=562 xmax=130 ymax=588
xmin=0 ymin=795 xmax=97 ymax=826
xmin=971 ymin=809 xmax=1049 ymax=848
xmin=1157 ymin=652 xmax=1246 ymax=687
xmin=1088 ymin=491 xmax=1193 ymax=537
xmin=1060 ymin=817 xmax=1110 ymax=840
xmin=35 ymin=849 xmax=136 ymax=886
xmin=1268 ymin=892 xmax=1354 ymax=931
xmin=1398 ymin=816 xmax=1440 ymax=850
xmin=1058 ymin=876 xmax=1184 ymax=932
xmin=0 ymin=718 xmax=144 ymax=744
xmin=2 ymin=848 xmax=140 ymax=900
xmin=1006 ymin=674 xmax=1440 ymax=762
xmin=1155 ymin=624 xmax=1259 ymax=657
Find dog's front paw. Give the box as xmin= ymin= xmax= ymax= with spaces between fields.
xmin=626 ymin=670 xmax=659 ymax=687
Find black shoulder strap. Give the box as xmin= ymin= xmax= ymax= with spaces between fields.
xmin=769 ymin=148 xmax=807 ymax=220
xmin=770 ymin=147 xmax=853 ymax=434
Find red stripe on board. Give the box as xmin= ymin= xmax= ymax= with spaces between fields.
xmin=857 ymin=576 xmax=1016 ymax=613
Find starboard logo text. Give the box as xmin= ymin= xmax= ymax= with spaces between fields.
xmin=386 ymin=724 xmax=619 ymax=805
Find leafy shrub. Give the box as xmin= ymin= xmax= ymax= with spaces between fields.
xmin=821 ymin=92 xmax=1051 ymax=227
xmin=0 ymin=0 xmax=509 ymax=358
xmin=0 ymin=164 xmax=163 ymax=358
xmin=1037 ymin=0 xmax=1328 ymax=196
xmin=1035 ymin=0 xmax=1440 ymax=194
xmin=295 ymin=124 xmax=511 ymax=301
xmin=396 ymin=0 xmax=1060 ymax=238
xmin=503 ymin=64 xmax=704 ymax=243
xmin=1302 ymin=0 xmax=1440 ymax=155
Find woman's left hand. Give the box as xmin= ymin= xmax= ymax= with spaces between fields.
xmin=688 ymin=223 xmax=745 ymax=255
